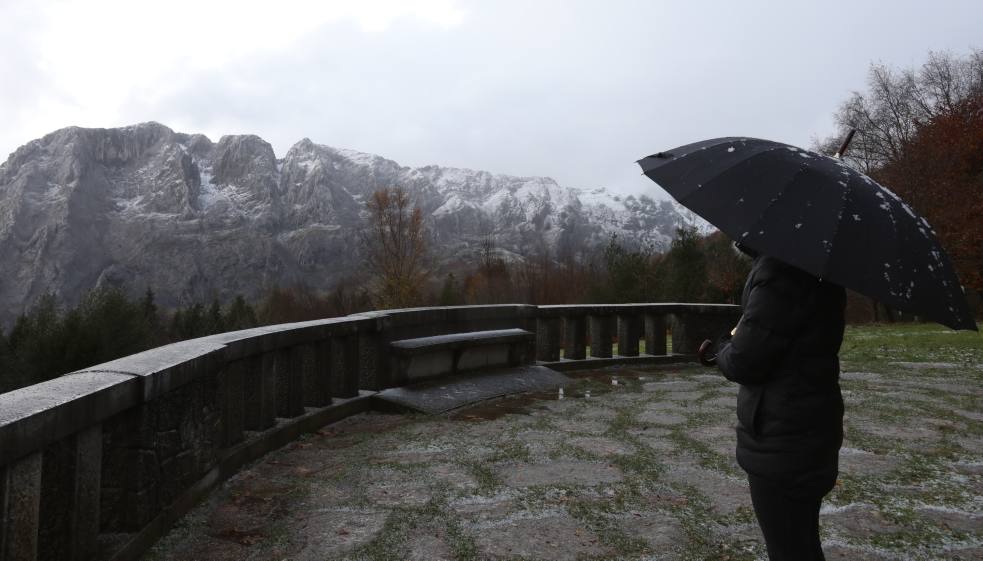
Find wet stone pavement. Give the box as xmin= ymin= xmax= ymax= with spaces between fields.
xmin=146 ymin=362 xmax=982 ymax=561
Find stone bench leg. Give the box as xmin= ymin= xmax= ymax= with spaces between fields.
xmin=507 ymin=340 xmax=527 ymax=366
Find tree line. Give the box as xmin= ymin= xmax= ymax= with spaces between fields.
xmin=815 ymin=48 xmax=982 ymax=319
xmin=0 ymin=285 xmax=373 ymax=393
xmin=0 ymin=222 xmax=748 ymax=393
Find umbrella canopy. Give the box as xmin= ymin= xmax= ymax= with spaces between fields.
xmin=638 ymin=137 xmax=977 ymax=331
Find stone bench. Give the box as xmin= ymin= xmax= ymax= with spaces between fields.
xmin=389 ymin=328 xmax=534 ymax=383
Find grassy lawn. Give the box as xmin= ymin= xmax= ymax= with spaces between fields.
xmin=841 ymin=321 xmax=983 ymax=367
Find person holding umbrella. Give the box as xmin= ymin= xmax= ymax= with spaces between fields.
xmin=705 ymin=241 xmax=846 ymax=560
xmin=637 ymin=136 xmax=977 ymax=561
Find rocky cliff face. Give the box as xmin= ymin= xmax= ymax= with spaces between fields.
xmin=0 ymin=122 xmax=692 ymax=323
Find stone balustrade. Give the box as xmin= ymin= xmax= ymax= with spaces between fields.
xmin=0 ymin=302 xmax=739 ymax=561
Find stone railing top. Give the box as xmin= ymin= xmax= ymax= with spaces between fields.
xmin=536 ymin=302 xmax=740 ymax=316
xmin=0 ymin=372 xmax=142 ymax=465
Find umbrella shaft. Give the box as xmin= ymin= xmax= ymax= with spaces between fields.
xmin=834 ymin=129 xmax=856 ymax=159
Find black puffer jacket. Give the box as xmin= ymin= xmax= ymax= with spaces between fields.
xmin=716 ymin=255 xmax=846 ymax=497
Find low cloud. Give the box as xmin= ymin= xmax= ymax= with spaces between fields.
xmin=3 ymin=0 xmax=981 ymax=196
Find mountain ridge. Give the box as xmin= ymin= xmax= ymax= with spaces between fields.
xmin=0 ymin=122 xmax=694 ymax=324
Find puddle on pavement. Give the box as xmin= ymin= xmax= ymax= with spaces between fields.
xmin=447 ymin=370 xmax=651 ymax=421
xmin=449 ymin=390 xmax=559 ymax=421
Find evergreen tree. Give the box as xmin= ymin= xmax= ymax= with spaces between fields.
xmin=438 ymin=273 xmax=464 ymax=306
xmin=662 ymin=226 xmax=709 ymax=302
xmin=170 ymin=303 xmax=206 ymax=341
xmin=6 ymin=294 xmax=67 ymax=387
xmin=599 ymin=235 xmax=656 ymax=303
xmin=224 ymin=295 xmax=259 ymax=331
xmin=206 ymin=299 xmax=225 ymax=335
xmin=80 ymin=286 xmax=152 ymax=364
xmin=139 ymin=287 xmax=166 ymax=346
xmin=0 ymin=327 xmax=18 ymax=394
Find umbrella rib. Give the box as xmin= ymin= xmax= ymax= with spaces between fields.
xmin=742 ymin=166 xmax=806 ymax=240
xmin=818 ymin=180 xmax=853 ymax=281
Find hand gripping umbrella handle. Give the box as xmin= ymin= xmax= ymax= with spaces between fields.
xmin=697 ymin=339 xmax=717 ymax=367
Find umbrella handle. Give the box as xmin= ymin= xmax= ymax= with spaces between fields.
xmin=834 ymin=128 xmax=857 ymax=159
xmin=697 ymin=339 xmax=717 ymax=367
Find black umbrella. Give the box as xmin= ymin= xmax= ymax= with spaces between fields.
xmin=637 ymin=137 xmax=977 ymax=331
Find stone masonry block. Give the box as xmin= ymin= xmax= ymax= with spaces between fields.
xmin=1 ymin=452 xmax=42 ymax=561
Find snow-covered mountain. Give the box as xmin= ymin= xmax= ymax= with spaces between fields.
xmin=0 ymin=122 xmax=693 ymax=321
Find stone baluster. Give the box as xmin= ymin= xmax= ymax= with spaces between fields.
xmin=617 ymin=313 xmax=642 ymax=357
xmin=331 ymin=334 xmax=360 ymax=398
xmin=300 ymin=343 xmax=331 ymax=408
xmin=218 ymin=360 xmax=246 ymax=447
xmin=357 ymin=330 xmax=383 ymax=391
xmin=588 ymin=315 xmax=615 ymax=358
xmin=37 ymin=426 xmax=102 ymax=561
xmin=244 ymin=354 xmax=276 ymax=430
xmin=644 ymin=313 xmax=668 ymax=356
xmin=562 ymin=315 xmax=587 ymax=360
xmin=536 ymin=317 xmax=562 ymax=362
xmin=670 ymin=310 xmax=738 ymax=355
xmin=276 ymin=347 xmax=305 ymax=418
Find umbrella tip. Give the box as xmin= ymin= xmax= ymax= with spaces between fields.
xmin=637 ymin=152 xmax=675 ymax=163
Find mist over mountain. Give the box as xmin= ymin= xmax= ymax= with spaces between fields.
xmin=0 ymin=122 xmax=695 ymax=323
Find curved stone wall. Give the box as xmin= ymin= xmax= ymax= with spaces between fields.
xmin=0 ymin=302 xmax=739 ymax=561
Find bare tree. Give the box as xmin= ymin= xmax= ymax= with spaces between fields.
xmin=816 ymin=48 xmax=983 ymax=170
xmin=360 ymin=187 xmax=431 ymax=309
xmin=815 ymin=48 xmax=983 ymax=315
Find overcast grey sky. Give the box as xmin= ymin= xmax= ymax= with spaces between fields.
xmin=1 ymin=0 xmax=980 ymax=196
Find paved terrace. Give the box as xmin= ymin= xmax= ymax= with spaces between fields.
xmin=147 ymin=328 xmax=983 ymax=561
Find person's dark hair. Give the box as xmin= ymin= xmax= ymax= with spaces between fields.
xmin=734 ymin=241 xmax=760 ymax=259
